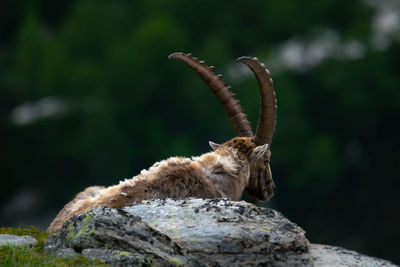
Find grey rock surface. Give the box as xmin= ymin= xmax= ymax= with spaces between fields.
xmin=0 ymin=234 xmax=37 ymax=247
xmin=311 ymin=244 xmax=398 ymax=267
xmin=54 ymin=247 xmax=80 ymax=258
xmin=45 ymin=198 xmax=312 ymax=266
xmin=45 ymin=198 xmax=398 ymax=266
xmin=81 ymin=248 xmax=170 ymax=266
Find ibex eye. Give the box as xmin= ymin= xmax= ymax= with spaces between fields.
xmin=212 ymin=166 xmax=226 ymax=175
xmin=264 ymin=160 xmax=269 ymax=165
xmin=214 ymin=171 xmax=226 ymax=175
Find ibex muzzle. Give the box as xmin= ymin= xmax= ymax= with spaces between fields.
xmin=47 ymin=52 xmax=277 ymax=233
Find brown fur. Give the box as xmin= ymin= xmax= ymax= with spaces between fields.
xmin=47 ymin=137 xmax=274 ymax=233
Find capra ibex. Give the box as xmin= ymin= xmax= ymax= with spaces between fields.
xmin=47 ymin=52 xmax=277 ymax=233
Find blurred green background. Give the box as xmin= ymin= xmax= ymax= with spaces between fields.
xmin=1 ymin=0 xmax=399 ymax=264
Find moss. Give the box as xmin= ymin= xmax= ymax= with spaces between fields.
xmin=0 ymin=246 xmax=106 ymax=266
xmin=0 ymin=226 xmax=48 ymax=252
xmin=67 ymin=213 xmax=95 ymax=240
xmin=168 ymin=256 xmax=184 ymax=266
xmin=114 ymin=251 xmax=131 ymax=257
xmin=145 ymin=255 xmax=154 ymax=263
xmin=0 ymin=226 xmax=105 ymax=266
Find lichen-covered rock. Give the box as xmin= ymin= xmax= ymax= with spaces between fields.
xmin=45 ymin=205 xmax=188 ymax=266
xmin=0 ymin=234 xmax=37 ymax=248
xmin=124 ymin=198 xmax=312 ymax=266
xmin=45 ymin=198 xmax=397 ymax=266
xmin=81 ymin=248 xmax=165 ymax=266
xmin=54 ymin=248 xmax=79 ymax=258
xmin=45 ymin=198 xmax=312 ymax=266
xmin=311 ymin=244 xmax=398 ymax=267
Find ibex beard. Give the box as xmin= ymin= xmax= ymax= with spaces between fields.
xmin=47 ymin=52 xmax=277 ymax=233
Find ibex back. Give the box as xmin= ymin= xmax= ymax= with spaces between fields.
xmin=48 ymin=52 xmax=277 ymax=233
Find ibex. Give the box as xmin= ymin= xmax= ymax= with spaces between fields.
xmin=47 ymin=52 xmax=277 ymax=233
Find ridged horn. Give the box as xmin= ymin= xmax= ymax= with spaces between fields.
xmin=237 ymin=56 xmax=277 ymax=146
xmin=169 ymin=52 xmax=253 ymax=137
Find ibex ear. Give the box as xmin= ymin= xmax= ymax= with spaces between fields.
xmin=209 ymin=141 xmax=222 ymax=151
xmin=252 ymin=143 xmax=269 ymax=159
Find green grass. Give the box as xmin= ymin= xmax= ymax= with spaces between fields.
xmin=0 ymin=226 xmax=105 ymax=266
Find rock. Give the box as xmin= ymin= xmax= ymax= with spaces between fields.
xmin=311 ymin=244 xmax=398 ymax=267
xmin=45 ymin=198 xmax=312 ymax=266
xmin=81 ymin=248 xmax=167 ymax=266
xmin=0 ymin=234 xmax=37 ymax=248
xmin=55 ymin=248 xmax=80 ymax=258
xmin=45 ymin=198 xmax=398 ymax=266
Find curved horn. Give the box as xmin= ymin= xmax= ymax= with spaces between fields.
xmin=237 ymin=57 xmax=277 ymax=146
xmin=169 ymin=52 xmax=253 ymax=137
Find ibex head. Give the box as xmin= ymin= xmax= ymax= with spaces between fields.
xmin=169 ymin=53 xmax=277 ymax=201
